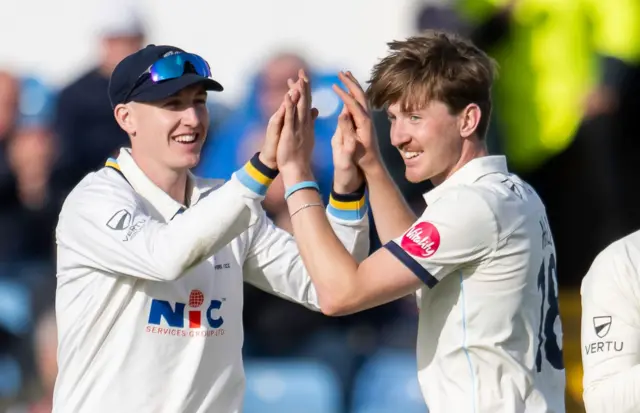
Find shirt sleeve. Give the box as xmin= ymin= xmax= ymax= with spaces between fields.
xmin=242 ymin=195 xmax=370 ymax=311
xmin=57 ymin=161 xmax=273 ymax=282
xmin=383 ymin=188 xmax=497 ymax=288
xmin=581 ymin=241 xmax=640 ymax=413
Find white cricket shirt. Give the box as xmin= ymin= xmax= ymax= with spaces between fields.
xmin=385 ymin=156 xmax=566 ymax=413
xmin=581 ymin=229 xmax=640 ymax=413
xmin=52 ymin=148 xmax=370 ymax=413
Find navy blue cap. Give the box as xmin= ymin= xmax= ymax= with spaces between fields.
xmin=108 ymin=44 xmax=223 ymax=108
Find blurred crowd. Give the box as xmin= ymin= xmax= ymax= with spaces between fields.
xmin=2 ymin=1 xmax=640 ymax=412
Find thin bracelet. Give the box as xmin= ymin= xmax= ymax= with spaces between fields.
xmin=290 ymin=202 xmax=324 ymax=218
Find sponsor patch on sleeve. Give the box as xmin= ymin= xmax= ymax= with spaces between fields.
xmin=400 ymin=221 xmax=440 ymax=258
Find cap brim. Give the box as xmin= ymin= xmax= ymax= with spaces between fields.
xmin=130 ymin=73 xmax=223 ymax=103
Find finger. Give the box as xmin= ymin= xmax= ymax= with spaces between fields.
xmin=299 ymin=68 xmax=309 ymax=83
xmin=331 ymin=118 xmax=344 ymax=150
xmin=266 ymin=103 xmax=286 ymax=137
xmin=337 ymin=112 xmax=357 ymax=139
xmin=288 ymin=88 xmax=301 ymax=106
xmin=332 ymin=84 xmax=368 ymax=126
xmin=299 ymin=68 xmax=312 ymax=110
xmin=288 ymin=78 xmax=304 ymax=97
xmin=344 ymin=134 xmax=357 ymax=155
xmin=345 ymin=71 xmax=363 ymax=87
xmin=284 ymin=92 xmax=296 ymax=132
xmin=311 ymin=107 xmax=319 ymax=121
xmin=339 ymin=101 xmax=349 ymax=116
xmin=297 ymin=80 xmax=309 ymax=125
xmin=339 ymin=71 xmax=368 ymax=110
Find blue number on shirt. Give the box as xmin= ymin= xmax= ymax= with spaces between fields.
xmin=535 ymin=253 xmax=564 ymax=372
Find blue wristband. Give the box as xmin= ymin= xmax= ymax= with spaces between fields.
xmin=284 ymin=181 xmax=320 ymax=200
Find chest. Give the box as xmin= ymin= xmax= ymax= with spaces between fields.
xmin=141 ymin=245 xmax=244 ymax=330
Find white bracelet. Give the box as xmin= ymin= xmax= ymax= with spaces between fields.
xmin=290 ymin=202 xmax=324 ymax=218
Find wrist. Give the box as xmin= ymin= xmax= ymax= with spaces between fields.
xmin=361 ymin=159 xmax=387 ymax=178
xmin=333 ymin=172 xmax=364 ymax=195
xmin=328 ymin=182 xmax=367 ymax=221
xmin=280 ymin=165 xmax=315 ymax=188
xmin=234 ymin=152 xmax=279 ymax=196
xmin=258 ymin=152 xmax=277 ymax=170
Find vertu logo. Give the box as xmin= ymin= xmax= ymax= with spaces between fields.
xmin=593 ymin=316 xmax=612 ymax=338
xmin=107 ymin=209 xmax=132 ymax=231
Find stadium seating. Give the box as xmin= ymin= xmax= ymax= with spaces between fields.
xmin=243 ymin=358 xmax=342 ymax=413
xmin=351 ymin=349 xmax=427 ymax=413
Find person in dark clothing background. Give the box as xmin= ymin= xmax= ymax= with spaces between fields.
xmin=53 ymin=7 xmax=144 ymax=192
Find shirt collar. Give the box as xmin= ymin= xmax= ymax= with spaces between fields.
xmin=107 ymin=148 xmax=220 ymax=221
xmin=424 ymin=155 xmax=508 ymax=205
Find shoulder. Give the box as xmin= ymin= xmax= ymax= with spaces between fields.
xmin=59 ymin=167 xmax=141 ymax=222
xmin=415 ymin=186 xmax=498 ymax=252
xmin=582 ymin=229 xmax=640 ymax=299
xmin=426 ymin=185 xmax=497 ymax=225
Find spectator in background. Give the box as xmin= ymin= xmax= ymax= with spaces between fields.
xmin=7 ymin=310 xmax=57 ymax=413
xmin=54 ymin=6 xmax=144 ymax=192
xmin=0 ymin=72 xmax=59 ymax=264
xmin=0 ymin=72 xmax=20 ymax=231
xmin=0 ymin=72 xmax=58 ymax=407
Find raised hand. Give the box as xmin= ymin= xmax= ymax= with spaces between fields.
xmin=332 ymin=71 xmax=383 ymax=173
xmin=332 ymin=105 xmax=364 ymax=194
xmin=258 ymin=97 xmax=288 ymax=169
xmin=276 ymin=69 xmax=316 ymax=182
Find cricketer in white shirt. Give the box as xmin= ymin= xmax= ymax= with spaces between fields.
xmin=383 ymin=156 xmax=566 ymax=412
xmin=52 ymin=148 xmax=370 ymax=413
xmin=581 ymin=229 xmax=640 ymax=413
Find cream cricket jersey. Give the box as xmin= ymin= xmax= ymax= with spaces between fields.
xmin=52 ymin=148 xmax=370 ymax=413
xmin=385 ymin=156 xmax=566 ymax=413
xmin=581 ymin=229 xmax=640 ymax=413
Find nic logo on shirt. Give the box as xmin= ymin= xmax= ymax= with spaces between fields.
xmin=146 ymin=290 xmax=226 ymax=338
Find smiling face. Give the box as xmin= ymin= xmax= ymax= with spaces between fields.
xmin=366 ymin=32 xmax=496 ymax=184
xmin=115 ymin=84 xmax=210 ymax=171
xmin=387 ymin=100 xmax=466 ymax=184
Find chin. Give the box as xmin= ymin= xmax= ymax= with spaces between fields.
xmin=170 ymin=154 xmax=200 ymax=171
xmin=404 ymin=167 xmax=430 ymax=184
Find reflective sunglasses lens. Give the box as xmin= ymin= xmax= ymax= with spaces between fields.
xmin=148 ymin=53 xmax=211 ymax=82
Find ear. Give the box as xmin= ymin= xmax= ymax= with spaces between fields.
xmin=114 ymin=103 xmax=136 ymax=136
xmin=459 ymin=103 xmax=481 ymax=139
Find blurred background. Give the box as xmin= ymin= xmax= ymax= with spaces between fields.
xmin=2 ymin=0 xmax=640 ymax=412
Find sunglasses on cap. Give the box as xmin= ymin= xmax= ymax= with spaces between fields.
xmin=124 ymin=52 xmax=213 ymax=101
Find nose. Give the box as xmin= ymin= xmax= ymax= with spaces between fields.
xmin=181 ymin=105 xmax=201 ymax=128
xmin=390 ymin=120 xmax=411 ymax=148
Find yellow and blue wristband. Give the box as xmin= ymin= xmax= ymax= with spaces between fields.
xmin=327 ymin=183 xmax=367 ymax=221
xmin=235 ymin=153 xmax=279 ymax=196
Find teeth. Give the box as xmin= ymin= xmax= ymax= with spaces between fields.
xmin=173 ymin=134 xmax=197 ymax=143
xmin=402 ymin=151 xmax=422 ymax=159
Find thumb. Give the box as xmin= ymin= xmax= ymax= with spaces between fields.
xmin=311 ymin=107 xmax=319 ymax=121
xmin=331 ymin=119 xmax=344 ymax=150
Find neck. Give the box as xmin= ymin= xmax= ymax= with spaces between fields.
xmin=431 ymin=139 xmax=488 ymax=187
xmin=131 ymin=148 xmax=188 ymax=205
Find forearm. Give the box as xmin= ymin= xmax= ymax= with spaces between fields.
xmin=364 ymin=162 xmax=416 ymax=244
xmin=584 ymin=365 xmax=640 ymax=413
xmin=283 ymin=170 xmax=361 ymax=314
